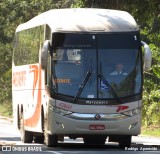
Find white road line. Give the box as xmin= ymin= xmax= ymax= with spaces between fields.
xmin=45 ymin=151 xmax=63 ymax=154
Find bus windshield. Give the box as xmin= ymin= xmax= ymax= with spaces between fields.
xmin=52 ymin=33 xmax=142 ymax=101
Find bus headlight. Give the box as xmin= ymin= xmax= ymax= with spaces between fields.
xmin=122 ymin=108 xmax=141 ymax=117
xmin=49 ymin=105 xmax=72 ymax=116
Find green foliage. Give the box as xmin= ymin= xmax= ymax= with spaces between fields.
xmin=71 ymin=1 xmax=85 ymax=8
xmin=0 ymin=42 xmax=12 ymax=105
xmin=0 ymin=101 xmax=12 ymax=117
xmin=142 ymin=42 xmax=160 ymax=127
xmin=0 ymin=1 xmax=159 ymax=128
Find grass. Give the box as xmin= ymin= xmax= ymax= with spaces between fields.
xmin=141 ymin=125 xmax=160 ymax=138
xmin=0 ymin=101 xmax=12 ymax=118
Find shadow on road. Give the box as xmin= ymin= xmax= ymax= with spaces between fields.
xmin=44 ymin=142 xmax=122 ymax=151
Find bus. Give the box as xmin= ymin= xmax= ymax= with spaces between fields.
xmin=12 ymin=8 xmax=152 ymax=147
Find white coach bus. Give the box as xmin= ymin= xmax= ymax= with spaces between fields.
xmin=12 ymin=8 xmax=152 ymax=147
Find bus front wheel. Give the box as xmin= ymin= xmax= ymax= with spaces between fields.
xmin=44 ymin=118 xmax=58 ymax=147
xmin=45 ymin=133 xmax=58 ymax=147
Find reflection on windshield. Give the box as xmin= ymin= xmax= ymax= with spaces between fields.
xmin=52 ymin=33 xmax=142 ymax=101
xmin=52 ymin=49 xmax=97 ymax=98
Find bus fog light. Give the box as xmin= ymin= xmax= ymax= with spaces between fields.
xmin=56 ymin=122 xmax=64 ymax=129
xmin=129 ymin=122 xmax=138 ymax=130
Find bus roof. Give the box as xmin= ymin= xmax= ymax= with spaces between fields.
xmin=16 ymin=8 xmax=139 ymax=33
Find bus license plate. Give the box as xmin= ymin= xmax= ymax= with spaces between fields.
xmin=89 ymin=125 xmax=105 ymax=130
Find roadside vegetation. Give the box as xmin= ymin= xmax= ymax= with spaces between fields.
xmin=0 ymin=0 xmax=159 ymax=136
xmin=0 ymin=101 xmax=12 ymax=118
xmin=141 ymin=126 xmax=160 ymax=137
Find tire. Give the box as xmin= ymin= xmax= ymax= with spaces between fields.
xmin=20 ymin=114 xmax=33 ymax=143
xmin=83 ymin=135 xmax=106 ymax=145
xmin=44 ymin=117 xmax=58 ymax=147
xmin=17 ymin=107 xmax=20 ymax=130
xmin=45 ymin=133 xmax=58 ymax=147
xmin=119 ymin=135 xmax=131 ymax=148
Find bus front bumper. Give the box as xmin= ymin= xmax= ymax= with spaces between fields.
xmin=47 ymin=110 xmax=142 ymax=136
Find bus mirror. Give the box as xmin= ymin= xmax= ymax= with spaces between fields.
xmin=41 ymin=40 xmax=50 ymax=70
xmin=141 ymin=41 xmax=152 ymax=71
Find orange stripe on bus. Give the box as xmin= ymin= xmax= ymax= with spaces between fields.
xmin=29 ymin=65 xmax=39 ymax=98
xmin=24 ymin=64 xmax=42 ymax=128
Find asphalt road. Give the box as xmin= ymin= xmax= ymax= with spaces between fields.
xmin=0 ymin=116 xmax=160 ymax=154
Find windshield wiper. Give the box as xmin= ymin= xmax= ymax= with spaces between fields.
xmin=74 ymin=70 xmax=92 ymax=103
xmin=74 ymin=59 xmax=93 ymax=103
xmin=98 ymin=74 xmax=122 ymax=104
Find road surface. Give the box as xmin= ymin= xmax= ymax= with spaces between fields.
xmin=0 ymin=116 xmax=160 ymax=154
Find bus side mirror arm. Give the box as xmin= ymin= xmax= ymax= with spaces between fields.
xmin=41 ymin=40 xmax=51 ymax=70
xmin=141 ymin=41 xmax=152 ymax=71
